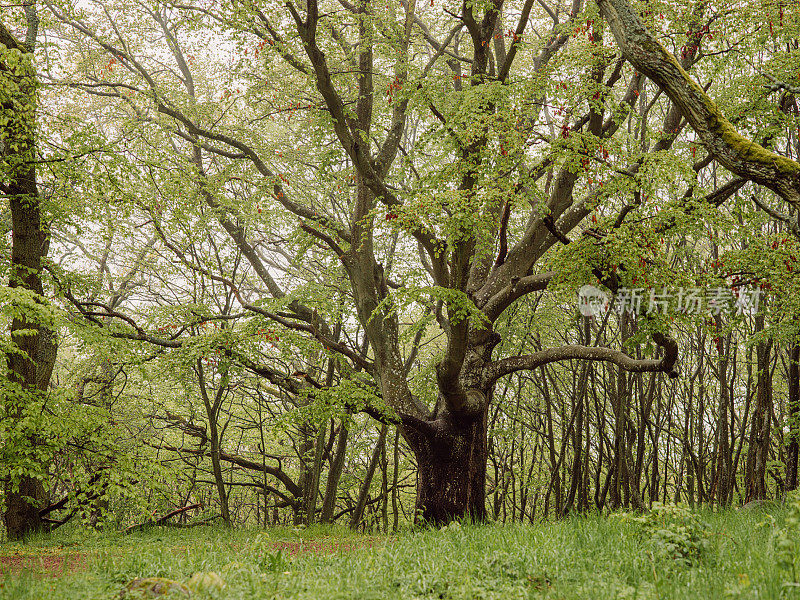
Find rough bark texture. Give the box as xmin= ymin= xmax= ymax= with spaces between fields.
xmin=211 ymin=0 xmax=682 ymax=525
xmin=49 ymin=0 xmax=687 ymax=526
xmin=406 ymin=409 xmax=488 ymax=524
xmin=1 ymin=17 xmax=56 ymax=541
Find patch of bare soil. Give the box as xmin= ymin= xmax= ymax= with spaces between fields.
xmin=0 ymin=552 xmax=86 ymax=577
xmin=0 ymin=536 xmax=387 ymax=578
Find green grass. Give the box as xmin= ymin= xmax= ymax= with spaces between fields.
xmin=0 ymin=507 xmax=796 ymax=599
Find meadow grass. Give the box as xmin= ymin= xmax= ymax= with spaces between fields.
xmin=0 ymin=506 xmax=796 ymax=599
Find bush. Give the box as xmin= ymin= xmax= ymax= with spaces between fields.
xmin=629 ymin=503 xmax=710 ymax=566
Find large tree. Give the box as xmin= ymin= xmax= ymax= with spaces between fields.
xmin=1 ymin=4 xmax=58 ymax=540
xmin=55 ymin=0 xmax=800 ymax=524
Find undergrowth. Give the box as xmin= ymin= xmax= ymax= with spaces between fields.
xmin=0 ymin=506 xmax=797 ymax=599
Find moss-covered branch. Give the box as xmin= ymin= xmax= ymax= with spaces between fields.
xmin=597 ymin=0 xmax=800 ymax=206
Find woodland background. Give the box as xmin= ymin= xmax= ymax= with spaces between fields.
xmin=1 ymin=0 xmax=800 ymax=539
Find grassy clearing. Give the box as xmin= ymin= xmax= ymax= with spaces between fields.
xmin=0 ymin=507 xmax=796 ymax=599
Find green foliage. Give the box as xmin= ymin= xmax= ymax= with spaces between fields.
xmin=0 ymin=40 xmax=37 ymax=173
xmin=625 ymin=503 xmax=711 ymax=566
xmin=0 ymin=289 xmax=169 ymax=528
xmin=382 ymin=285 xmax=490 ymax=329
xmin=772 ymin=492 xmax=800 ymax=585
xmin=5 ymin=0 xmax=800 ymax=543
xmin=313 ymin=378 xmax=388 ymax=423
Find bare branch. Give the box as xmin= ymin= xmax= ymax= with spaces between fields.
xmin=484 ymin=331 xmax=679 ymax=385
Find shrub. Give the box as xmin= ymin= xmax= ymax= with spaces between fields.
xmin=629 ymin=503 xmax=710 ymax=566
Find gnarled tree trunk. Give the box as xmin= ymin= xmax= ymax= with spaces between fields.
xmin=406 ymin=407 xmax=488 ymax=524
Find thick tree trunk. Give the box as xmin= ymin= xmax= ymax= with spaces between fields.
xmin=2 ymin=16 xmax=56 ymax=541
xmin=3 ymin=478 xmax=46 ymax=542
xmin=405 ymin=409 xmax=488 ymax=525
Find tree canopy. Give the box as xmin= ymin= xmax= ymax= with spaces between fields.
xmin=2 ymin=0 xmax=800 ymax=537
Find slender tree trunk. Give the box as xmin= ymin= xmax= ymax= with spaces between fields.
xmin=303 ymin=425 xmax=327 ymax=525
xmin=197 ymin=360 xmax=231 ymax=526
xmin=562 ymin=371 xmax=584 ymax=516
xmin=696 ymin=377 xmax=707 ymax=503
xmin=745 ymin=313 xmax=773 ymax=502
xmin=320 ymin=420 xmax=349 ymax=523
xmin=712 ymin=318 xmax=733 ymax=506
xmin=391 ymin=428 xmax=400 ymax=531
xmin=786 ymin=342 xmax=800 ymax=491
xmin=207 ymin=409 xmax=230 ymax=525
xmin=305 ymin=357 xmax=339 ymax=524
xmin=350 ymin=424 xmax=387 ymax=529
xmin=87 ymin=359 xmax=114 ymax=528
xmin=610 ymin=368 xmax=628 ymax=509
xmin=294 ymin=413 xmax=315 ymax=525
xmin=380 ymin=431 xmax=389 ymax=532
xmin=542 ymin=373 xmax=561 ymax=517
xmin=731 ymin=354 xmax=754 ymax=503
xmin=581 ymin=383 xmax=591 ymax=511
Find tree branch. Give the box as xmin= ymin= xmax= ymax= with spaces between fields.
xmin=484 ymin=331 xmax=679 ymax=385
xmin=597 ymin=0 xmax=800 ymax=206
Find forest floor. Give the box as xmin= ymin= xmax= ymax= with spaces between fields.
xmin=0 ymin=505 xmax=796 ymax=599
